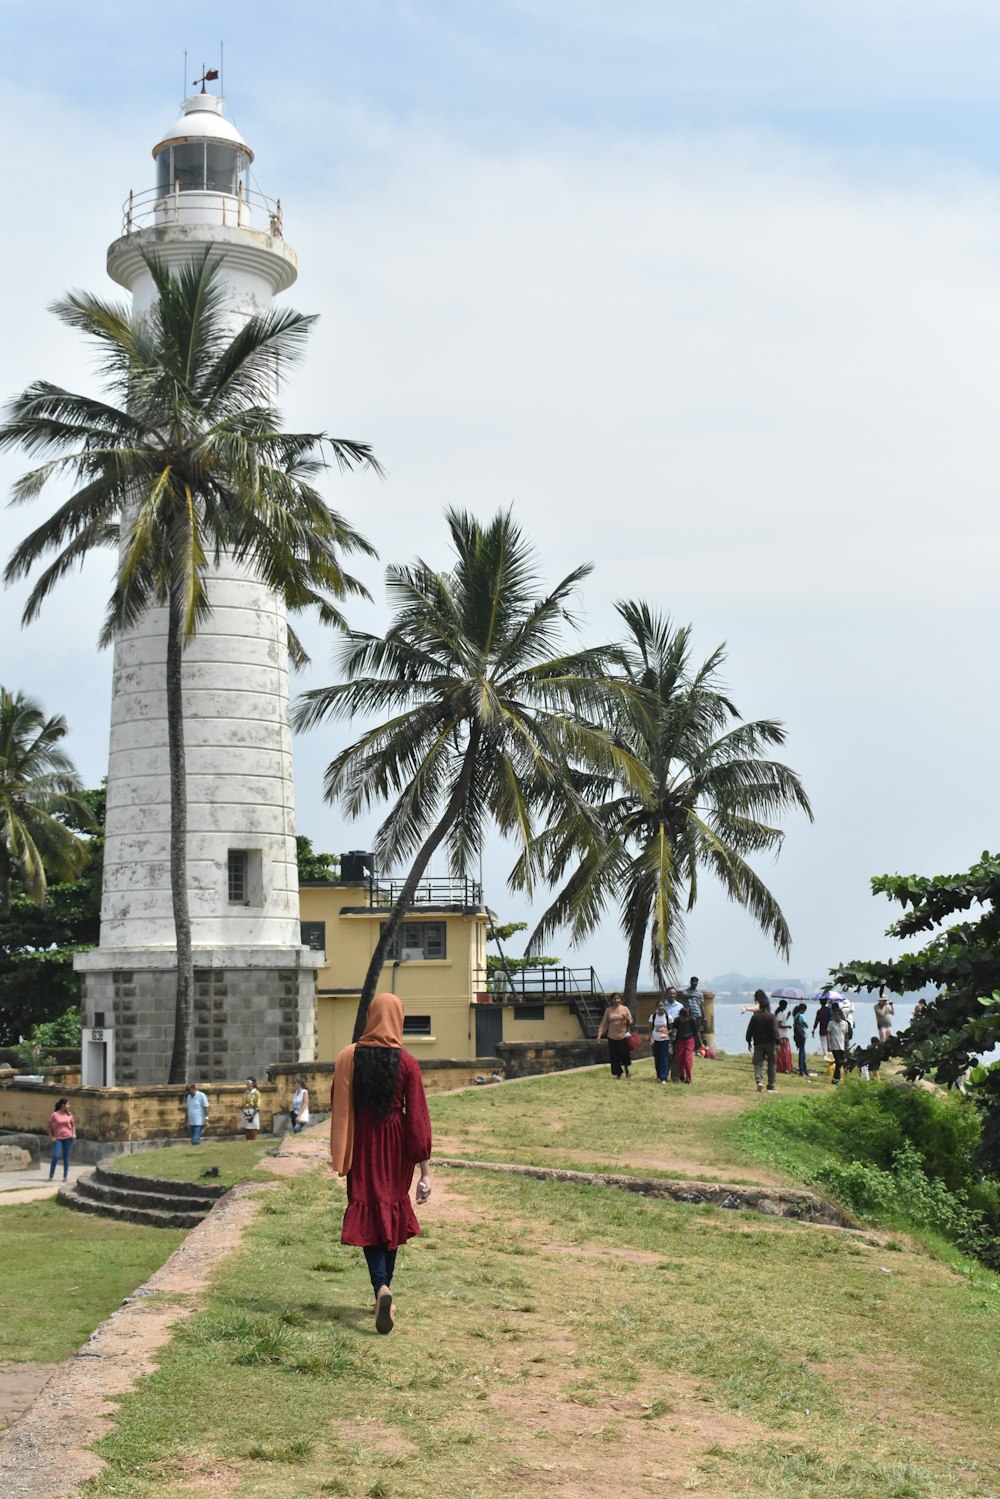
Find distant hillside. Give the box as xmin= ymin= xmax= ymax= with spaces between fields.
xmin=706 ymin=972 xmax=823 ymax=996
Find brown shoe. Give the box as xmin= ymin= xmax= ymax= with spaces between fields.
xmin=375 ymin=1286 xmax=394 ymax=1335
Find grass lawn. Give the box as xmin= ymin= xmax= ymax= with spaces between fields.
xmin=428 ymin=1052 xmax=826 ymax=1185
xmin=81 ymin=1161 xmax=1000 ymax=1498
xmin=8 ymin=1061 xmax=995 ymax=1495
xmin=107 ymin=1139 xmax=277 ymax=1188
xmin=0 ymin=1201 xmax=183 ymax=1362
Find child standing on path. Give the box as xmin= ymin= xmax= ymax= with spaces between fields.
xmin=47 ymin=1098 xmax=75 ymax=1181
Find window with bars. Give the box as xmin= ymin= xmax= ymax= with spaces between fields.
xmin=228 ymin=850 xmax=248 ymax=903
xmin=381 ymin=922 xmax=446 ymax=960
xmin=403 ymin=1015 xmax=432 ymax=1036
xmin=227 ymin=849 xmax=263 ymax=905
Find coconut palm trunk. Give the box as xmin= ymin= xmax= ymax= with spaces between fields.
xmin=354 ymin=727 xmax=480 ymax=1040
xmin=622 ymin=918 xmax=647 ymax=1007
xmin=165 ymin=581 xmax=194 ymax=1085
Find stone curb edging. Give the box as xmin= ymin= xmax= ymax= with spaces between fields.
xmin=434 ymin=1156 xmax=854 ymax=1228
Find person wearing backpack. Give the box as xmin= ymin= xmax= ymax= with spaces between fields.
xmin=650 ymin=998 xmax=671 ymax=1084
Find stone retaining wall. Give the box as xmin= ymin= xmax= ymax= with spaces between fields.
xmin=436 ymin=1156 xmax=853 ymax=1227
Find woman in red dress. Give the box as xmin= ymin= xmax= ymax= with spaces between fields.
xmin=329 ymin=993 xmax=432 ymax=1334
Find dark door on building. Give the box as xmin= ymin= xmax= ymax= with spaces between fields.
xmin=475 ymin=1005 xmax=503 ymax=1057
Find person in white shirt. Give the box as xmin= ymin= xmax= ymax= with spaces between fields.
xmin=185 ymin=1083 xmax=210 ymax=1145
xmin=290 ymin=1076 xmax=311 ymax=1133
xmin=650 ymin=999 xmax=672 ymax=1083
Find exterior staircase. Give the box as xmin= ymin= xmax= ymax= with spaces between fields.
xmin=58 ymin=1161 xmax=227 ymax=1228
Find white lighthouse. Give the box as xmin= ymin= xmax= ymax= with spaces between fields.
xmin=76 ymin=89 xmax=320 ymax=1086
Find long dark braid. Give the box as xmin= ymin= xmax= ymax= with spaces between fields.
xmin=353 ymin=1046 xmax=401 ymax=1118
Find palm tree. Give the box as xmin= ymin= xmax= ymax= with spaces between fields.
xmin=294 ymin=507 xmax=637 ymax=1040
xmin=2 ymin=251 xmax=380 ymax=1081
xmin=0 ymin=688 xmax=91 ymax=917
xmin=525 ymin=602 xmax=813 ymax=1002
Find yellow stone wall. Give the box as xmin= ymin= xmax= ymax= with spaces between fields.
xmin=498 ymin=1002 xmax=582 ymax=1044
xmin=0 ymin=1081 xmax=275 ymax=1142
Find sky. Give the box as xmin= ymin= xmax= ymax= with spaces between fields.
xmin=1 ymin=0 xmax=999 ymax=987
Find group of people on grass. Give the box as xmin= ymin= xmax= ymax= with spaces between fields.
xmin=597 ymin=977 xmax=708 ymax=1085
xmin=744 ymin=989 xmax=895 ymax=1089
xmin=594 ymin=980 xmax=900 ymax=1093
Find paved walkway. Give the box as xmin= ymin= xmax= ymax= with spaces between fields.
xmin=0 ymin=1164 xmax=87 ymax=1206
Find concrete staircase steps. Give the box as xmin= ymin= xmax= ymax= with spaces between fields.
xmin=57 ymin=1161 xmax=228 ymax=1229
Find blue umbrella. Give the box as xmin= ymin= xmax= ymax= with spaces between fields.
xmin=811 ymin=989 xmax=845 ymax=1003
xmin=771 ymin=986 xmax=806 ymax=1000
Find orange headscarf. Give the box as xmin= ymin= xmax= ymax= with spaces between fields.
xmin=329 ymin=993 xmax=404 ymax=1175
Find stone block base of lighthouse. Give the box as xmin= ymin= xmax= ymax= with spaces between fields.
xmin=75 ymin=948 xmax=320 ymax=1087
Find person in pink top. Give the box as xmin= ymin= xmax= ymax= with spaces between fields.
xmin=47 ymin=1098 xmax=75 ymax=1181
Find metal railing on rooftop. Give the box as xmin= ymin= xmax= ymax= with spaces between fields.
xmin=120 ymin=184 xmax=284 ymax=238
xmin=367 ymin=875 xmax=483 ymax=909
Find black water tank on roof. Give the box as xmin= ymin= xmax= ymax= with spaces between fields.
xmin=341 ymin=850 xmax=374 ymax=882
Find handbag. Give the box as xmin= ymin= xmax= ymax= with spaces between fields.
xmin=626 ymin=1029 xmax=642 ymax=1052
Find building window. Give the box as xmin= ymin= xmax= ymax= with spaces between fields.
xmin=382 ymin=922 xmax=446 ymax=960
xmin=403 ymin=1015 xmax=432 ymax=1036
xmin=513 ymin=1004 xmax=545 ymax=1021
xmin=227 ymin=849 xmax=263 ymax=905
xmin=228 ymin=850 xmax=248 ymax=903
xmin=301 ymin=921 xmax=326 ymax=953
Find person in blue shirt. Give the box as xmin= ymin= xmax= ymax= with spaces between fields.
xmin=185 ymin=1083 xmax=210 ymax=1145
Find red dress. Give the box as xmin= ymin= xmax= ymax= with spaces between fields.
xmin=338 ymin=1050 xmax=433 ymax=1250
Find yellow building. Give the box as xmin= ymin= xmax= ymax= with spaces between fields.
xmin=298 ymin=864 xmax=596 ymax=1061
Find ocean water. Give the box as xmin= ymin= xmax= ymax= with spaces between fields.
xmin=710 ymin=1000 xmax=920 ymax=1055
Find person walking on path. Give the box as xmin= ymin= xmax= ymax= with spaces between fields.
xmin=827 ymin=1004 xmax=850 ymax=1084
xmin=47 ymin=1098 xmax=75 ymax=1181
xmin=671 ymin=1006 xmax=702 ymax=1085
xmin=650 ymin=999 xmax=671 ymax=1083
xmin=330 ymin=992 xmax=432 ymax=1335
xmin=812 ymin=998 xmax=832 ymax=1056
xmin=775 ymin=999 xmax=795 ymax=1074
xmin=290 ymin=1076 xmax=311 ymax=1133
xmin=874 ymin=995 xmax=895 ymax=1042
xmin=597 ymin=994 xmax=635 ymax=1080
xmin=792 ymin=1003 xmax=812 ymax=1078
xmin=746 ymin=992 xmax=781 ymax=1093
xmin=241 ymin=1078 xmax=262 ymax=1140
xmin=185 ymin=1083 xmax=210 ymax=1144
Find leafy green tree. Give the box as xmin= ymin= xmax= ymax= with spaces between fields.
xmin=295 ymin=835 xmax=341 ymax=884
xmin=526 ymin=603 xmax=813 ymax=1001
xmin=294 ymin=507 xmax=634 ymax=1040
xmin=2 ymin=252 xmax=379 ymax=1083
xmin=0 ymin=688 xmax=91 ymax=917
xmin=835 ymin=853 xmax=1000 ymax=1172
xmin=0 ymin=786 xmax=103 ymax=1044
xmin=485 ymin=916 xmax=560 ymax=989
